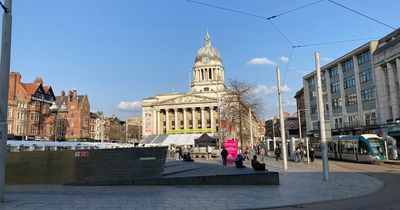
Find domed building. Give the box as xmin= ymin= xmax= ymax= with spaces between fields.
xmin=141 ymin=32 xmax=227 ymax=142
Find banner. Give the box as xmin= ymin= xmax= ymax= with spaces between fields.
xmin=224 ymin=139 xmax=238 ymax=165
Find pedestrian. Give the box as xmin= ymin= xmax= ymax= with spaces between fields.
xmin=295 ymin=147 xmax=300 ymax=163
xmin=207 ymin=145 xmax=212 ymax=160
xmin=310 ymin=147 xmax=315 ymax=163
xmin=275 ymin=146 xmax=280 ymax=161
xmin=221 ymin=146 xmax=228 ymax=166
xmin=243 ymin=147 xmax=249 ymax=161
xmin=300 ymin=147 xmax=304 ymax=163
xmin=260 ymin=147 xmax=265 ymax=162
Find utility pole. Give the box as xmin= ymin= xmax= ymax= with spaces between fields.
xmin=249 ymin=108 xmax=253 ymax=149
xmin=0 ymin=0 xmax=12 ymax=202
xmin=276 ymin=66 xmax=287 ymax=170
xmin=272 ymin=115 xmax=276 ymax=151
xmin=315 ymin=52 xmax=330 ymax=181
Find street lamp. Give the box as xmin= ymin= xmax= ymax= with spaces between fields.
xmin=49 ymin=102 xmax=59 ymax=141
xmin=297 ymin=108 xmax=309 ymax=164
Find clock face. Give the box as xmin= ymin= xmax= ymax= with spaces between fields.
xmin=202 ymin=57 xmax=209 ymax=64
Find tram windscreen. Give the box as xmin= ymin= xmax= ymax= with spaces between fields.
xmin=368 ymin=138 xmax=382 ymax=155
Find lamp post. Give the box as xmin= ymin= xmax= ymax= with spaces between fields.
xmin=0 ymin=0 xmax=12 ymax=202
xmin=49 ymin=102 xmax=58 ymax=141
xmin=297 ymin=108 xmax=309 ymax=164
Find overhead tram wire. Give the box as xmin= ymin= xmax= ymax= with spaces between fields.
xmin=186 ymin=0 xmax=324 ymax=47
xmin=266 ymin=0 xmax=324 ymax=20
xmin=327 ymin=0 xmax=396 ymax=30
xmin=282 ymin=47 xmax=295 ymax=85
xmin=293 ymin=36 xmax=381 ymax=48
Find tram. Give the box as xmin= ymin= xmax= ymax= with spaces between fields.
xmin=311 ymin=134 xmax=385 ymax=163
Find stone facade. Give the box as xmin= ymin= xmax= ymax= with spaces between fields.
xmin=303 ymin=41 xmax=379 ymax=135
xmin=126 ymin=116 xmax=142 ymax=142
xmin=373 ymin=28 xmax=400 ymax=138
xmin=142 ymin=32 xmax=227 ymax=138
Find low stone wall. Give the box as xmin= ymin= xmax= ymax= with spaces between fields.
xmin=67 ymin=172 xmax=280 ymax=186
xmin=6 ymin=147 xmax=168 ymax=185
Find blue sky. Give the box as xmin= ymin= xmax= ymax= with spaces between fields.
xmin=6 ymin=0 xmax=400 ymax=120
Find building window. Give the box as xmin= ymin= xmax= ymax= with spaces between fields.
xmin=361 ymin=88 xmax=375 ymax=102
xmin=335 ymin=118 xmax=343 ymax=129
xmin=331 ymin=82 xmax=340 ymax=93
xmin=342 ymin=59 xmax=354 ymax=71
xmin=360 ymin=69 xmax=373 ymax=83
xmin=343 ymin=75 xmax=355 ymax=89
xmin=345 ymin=93 xmax=357 ymax=106
xmin=332 ymin=98 xmax=342 ymax=109
xmin=358 ymin=50 xmax=370 ymax=65
xmin=310 ymin=90 xmax=316 ymax=99
xmin=310 ymin=105 xmax=317 ymax=115
xmin=308 ymin=78 xmax=315 ymax=87
xmin=329 ymin=66 xmax=338 ymax=77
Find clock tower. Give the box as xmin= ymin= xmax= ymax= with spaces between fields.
xmin=191 ymin=31 xmax=225 ymax=93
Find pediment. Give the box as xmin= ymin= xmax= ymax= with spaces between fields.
xmin=158 ymin=94 xmax=216 ymax=105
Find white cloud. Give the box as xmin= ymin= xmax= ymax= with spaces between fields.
xmin=281 ymin=84 xmax=291 ymax=93
xmin=276 ymin=100 xmax=297 ymax=108
xmin=117 ymin=100 xmax=142 ymax=112
xmin=252 ymin=84 xmax=291 ymax=97
xmin=280 ymin=56 xmax=289 ymax=62
xmin=252 ymin=85 xmax=275 ymax=96
xmin=282 ymin=100 xmax=297 ymax=108
xmin=247 ymin=57 xmax=277 ymax=66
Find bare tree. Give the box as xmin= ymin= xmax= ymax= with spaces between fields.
xmin=221 ymin=79 xmax=264 ymax=152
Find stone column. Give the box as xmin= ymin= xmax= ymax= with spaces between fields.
xmin=387 ymin=62 xmax=399 ymax=120
xmin=353 ymin=55 xmax=364 ymax=124
xmin=152 ymin=110 xmax=157 ymax=135
xmin=156 ymin=110 xmax=160 ymax=135
xmin=325 ymin=70 xmax=333 ymax=120
xmin=183 ymin=108 xmax=187 ymax=130
xmin=374 ymin=66 xmax=388 ymax=124
xmin=210 ymin=107 xmax=214 ymax=132
xmin=192 ymin=108 xmax=196 ymax=129
xmin=337 ymin=63 xmax=347 ymax=116
xmin=166 ymin=109 xmax=169 ymax=133
xmin=174 ymin=108 xmax=178 ymax=130
xmin=201 ymin=107 xmax=205 ymax=129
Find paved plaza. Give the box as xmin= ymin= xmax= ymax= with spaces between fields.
xmin=0 ymin=156 xmax=385 ymax=210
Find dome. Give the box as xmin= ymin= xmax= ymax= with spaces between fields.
xmin=194 ymin=31 xmax=222 ymax=64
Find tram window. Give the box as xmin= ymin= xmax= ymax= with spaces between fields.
xmin=341 ymin=141 xmax=354 ymax=154
xmin=358 ymin=141 xmax=370 ymax=155
xmin=328 ymin=142 xmax=335 ymax=153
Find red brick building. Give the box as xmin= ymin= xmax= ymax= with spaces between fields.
xmin=7 ymin=72 xmax=56 ymax=140
xmin=55 ymin=89 xmax=90 ymax=140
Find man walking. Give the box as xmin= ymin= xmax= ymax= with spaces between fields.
xmin=221 ymin=147 xmax=228 ymax=166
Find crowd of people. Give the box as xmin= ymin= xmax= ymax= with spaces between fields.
xmin=172 ymin=143 xmax=316 ymax=170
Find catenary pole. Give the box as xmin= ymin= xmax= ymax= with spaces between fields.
xmin=0 ymin=0 xmax=12 ymax=202
xmin=276 ymin=66 xmax=288 ymax=170
xmin=315 ymin=52 xmax=330 ymax=181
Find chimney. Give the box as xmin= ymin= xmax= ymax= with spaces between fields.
xmin=73 ymin=88 xmax=77 ymax=99
xmin=8 ymin=72 xmax=21 ymax=100
xmin=34 ymin=77 xmax=43 ymax=84
xmin=68 ymin=91 xmax=73 ymax=102
xmin=61 ymin=90 xmax=65 ymax=97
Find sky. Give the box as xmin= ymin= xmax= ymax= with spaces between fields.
xmin=5 ymin=0 xmax=400 ymax=120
